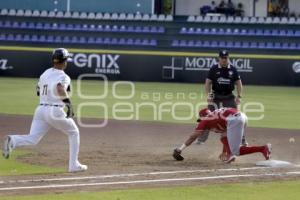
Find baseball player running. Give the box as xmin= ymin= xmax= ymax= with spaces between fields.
xmin=2 ymin=48 xmax=87 ymax=173
xmin=173 ymin=107 xmax=272 ymax=163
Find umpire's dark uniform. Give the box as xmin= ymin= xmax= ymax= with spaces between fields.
xmin=207 ymin=60 xmax=240 ymax=110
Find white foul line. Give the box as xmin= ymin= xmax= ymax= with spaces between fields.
xmin=0 ymin=172 xmax=300 ymax=191
xmin=3 ymin=166 xmax=268 ymax=184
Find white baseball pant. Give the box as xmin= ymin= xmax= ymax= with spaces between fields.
xmin=9 ymin=105 xmax=80 ymax=171
xmin=226 ymin=113 xmax=247 ymax=156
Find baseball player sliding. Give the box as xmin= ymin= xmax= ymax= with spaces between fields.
xmin=173 ymin=107 xmax=272 ymax=163
xmin=2 ymin=48 xmax=87 ymax=173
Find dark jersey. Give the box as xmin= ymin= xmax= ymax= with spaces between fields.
xmin=207 ymin=64 xmax=240 ymax=95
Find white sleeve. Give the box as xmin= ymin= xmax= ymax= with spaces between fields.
xmin=57 ymin=75 xmax=71 ymax=90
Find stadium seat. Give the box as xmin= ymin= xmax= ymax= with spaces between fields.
xmin=8 ymin=33 xmax=16 ymax=41
xmin=249 ymin=17 xmax=257 ymax=24
xmin=272 ymin=17 xmax=280 ymax=24
xmin=279 ymin=30 xmax=286 ymax=36
xmin=219 ymin=41 xmax=226 ymax=48
xmin=211 ymin=28 xmax=217 ymax=35
xmin=233 ymin=41 xmax=242 ymax=48
xmin=119 ymin=13 xmax=126 ymax=20
xmin=54 ymin=35 xmax=62 ymax=43
xmin=187 ymin=27 xmax=194 ymax=34
xmin=56 ymin=11 xmax=64 ymax=18
xmin=241 ymin=17 xmax=250 ymax=24
xmin=158 ymin=14 xmax=165 ymax=21
xmin=150 ymin=14 xmax=158 ymax=21
xmin=187 ymin=16 xmax=196 ymax=22
xmin=111 ymin=13 xmax=119 ymax=20
xmin=48 ymin=11 xmax=55 ymax=18
xmin=266 ymin=42 xmax=274 ymax=49
xmin=295 ymin=18 xmax=300 ymax=25
xmin=135 ymin=13 xmax=142 ymax=20
xmin=271 ymin=29 xmax=279 ymax=36
xmin=39 ymin=35 xmax=46 ymax=42
xmin=195 ymin=16 xmax=203 ymax=22
xmin=95 ymin=37 xmax=103 ymax=44
xmin=62 ymin=36 xmax=71 ymax=43
xmin=23 ymin=34 xmax=30 ymax=42
xmin=195 ymin=27 xmax=202 ymax=34
xmin=211 ymin=16 xmax=219 ymax=23
xmin=258 ymin=17 xmax=266 ymax=24
xmin=258 ymin=42 xmax=265 ymax=49
xmin=79 ymin=12 xmax=88 ymax=19
xmin=45 ymin=35 xmax=53 ymax=43
xmin=24 ymin=10 xmax=32 ymax=17
xmin=95 ymin=13 xmax=103 ymax=19
xmin=127 ymin=38 xmax=134 ymax=45
xmin=40 ymin=10 xmax=48 ymax=17
xmin=8 ymin=9 xmax=16 ymax=16
xmin=274 ymin=42 xmax=281 ymax=49
xmin=0 ymin=9 xmax=8 ymax=16
xmin=16 ymin=9 xmax=24 ymax=17
xmin=265 ymin=17 xmax=273 ymax=24
xmin=226 ymin=41 xmax=234 ymax=48
xmin=127 ymin=13 xmax=134 ymax=20
xmin=31 ymin=35 xmax=38 ymax=42
xmin=117 ymin=38 xmax=125 ymax=45
xmin=166 ymin=15 xmax=173 ymax=21
xmin=12 ymin=21 xmax=19 ymax=28
xmin=233 ymin=28 xmax=239 ymax=35
xmin=241 ymin=41 xmax=250 ymax=48
xmin=250 ymin=41 xmax=258 ymax=48
xmin=0 ymin=33 xmax=6 ymax=41
xmin=142 ymin=14 xmax=150 ymax=21
xmin=87 ymin=12 xmax=96 ymax=19
xmin=103 ymin=37 xmax=111 ymax=44
xmin=286 ymin=30 xmax=294 ymax=36
xmin=203 ymin=16 xmax=211 ymax=23
xmin=63 ymin=11 xmax=71 ymax=18
xmin=15 ymin=34 xmax=23 ymax=41
xmin=103 ymin=13 xmax=111 ymax=20
xmin=288 ymin=17 xmax=296 ymax=24
xmin=255 ymin=29 xmax=263 ymax=36
xmin=111 ymin=38 xmax=118 ymax=45
xmin=263 ymin=29 xmax=272 ymax=36
xmin=36 ymin=22 xmax=43 ymax=29
xmin=226 ymin=16 xmax=234 ymax=24
xmin=210 ymin=41 xmax=218 ymax=48
xmin=218 ymin=16 xmax=226 ymax=24
xmin=71 ymin=11 xmax=80 ymax=18
xmin=234 ymin=16 xmax=242 ymax=23
xmin=280 ymin=17 xmax=288 ymax=24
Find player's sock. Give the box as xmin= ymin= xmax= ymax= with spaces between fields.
xmin=220 ymin=137 xmax=230 ymax=153
xmin=179 ymin=144 xmax=187 ymax=151
xmin=239 ymin=146 xmax=265 ymax=155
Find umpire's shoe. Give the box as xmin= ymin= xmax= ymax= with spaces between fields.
xmin=3 ymin=136 xmax=13 ymax=159
xmin=173 ymin=148 xmax=184 ymax=161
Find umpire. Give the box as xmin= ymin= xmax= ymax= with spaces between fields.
xmin=197 ymin=50 xmax=247 ymax=145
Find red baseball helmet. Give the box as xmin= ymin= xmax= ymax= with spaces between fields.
xmin=199 ymin=108 xmax=210 ymax=117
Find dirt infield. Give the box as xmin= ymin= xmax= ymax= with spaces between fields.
xmin=0 ymin=114 xmax=300 ymax=195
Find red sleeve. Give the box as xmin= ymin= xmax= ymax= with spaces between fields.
xmin=195 ymin=120 xmax=209 ymax=132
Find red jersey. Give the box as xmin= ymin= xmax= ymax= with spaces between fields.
xmin=195 ymin=108 xmax=239 ymax=133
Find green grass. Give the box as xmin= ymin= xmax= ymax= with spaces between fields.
xmin=0 ymin=150 xmax=63 ymax=176
xmin=0 ymin=77 xmax=299 ymax=129
xmin=1 ymin=181 xmax=300 ymax=200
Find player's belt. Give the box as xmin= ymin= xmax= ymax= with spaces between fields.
xmin=39 ymin=103 xmax=64 ymax=107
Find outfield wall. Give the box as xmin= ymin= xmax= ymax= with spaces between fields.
xmin=0 ymin=46 xmax=300 ymax=86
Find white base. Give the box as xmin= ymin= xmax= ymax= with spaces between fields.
xmin=256 ymin=160 xmax=292 ymax=168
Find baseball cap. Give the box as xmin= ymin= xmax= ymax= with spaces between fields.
xmin=52 ymin=48 xmax=72 ymax=63
xmin=219 ymin=50 xmax=229 ymax=58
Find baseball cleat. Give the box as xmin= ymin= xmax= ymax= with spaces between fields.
xmin=262 ymin=143 xmax=272 ymax=160
xmin=173 ymin=148 xmax=184 ymax=161
xmin=223 ymin=155 xmax=236 ymax=164
xmin=2 ymin=136 xmax=13 ymax=159
xmin=69 ymin=164 xmax=88 ymax=173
